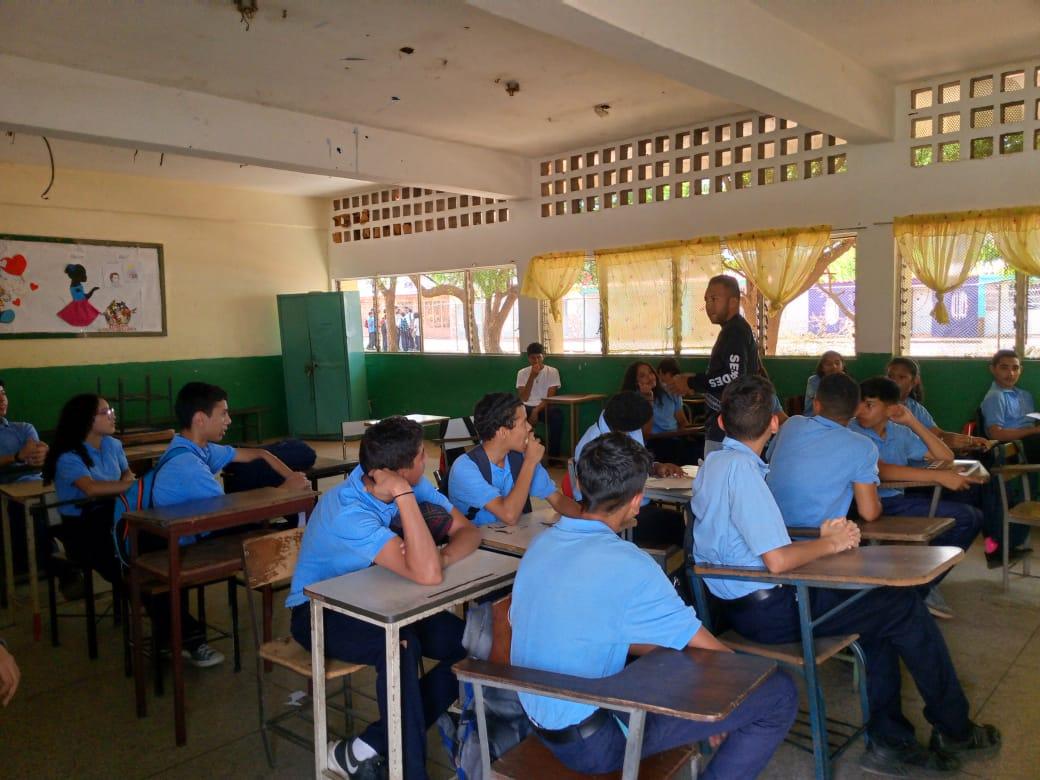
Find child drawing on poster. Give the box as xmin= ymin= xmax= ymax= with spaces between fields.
xmin=57 ymin=264 xmax=102 ymax=327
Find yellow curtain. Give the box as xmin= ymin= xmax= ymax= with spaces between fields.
xmin=893 ymin=213 xmax=988 ymax=324
xmin=675 ymin=238 xmax=724 ymax=353
xmin=597 ymin=239 xmax=722 ymax=353
xmin=724 ymin=225 xmax=832 ymax=317
xmin=982 ymin=207 xmax=1040 ymax=277
xmin=520 ymin=251 xmax=585 ymax=321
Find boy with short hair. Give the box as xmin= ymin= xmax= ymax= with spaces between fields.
xmin=515 ymin=342 xmax=563 ymax=457
xmin=692 ymin=375 xmax=1000 ymax=776
xmin=0 ymin=379 xmax=48 ymax=476
xmin=766 ymin=372 xmax=882 ymax=527
xmin=511 ymin=431 xmax=798 ymax=778
xmin=573 ymin=391 xmax=684 ymax=545
xmin=447 ymin=392 xmax=579 ymax=526
xmin=288 ymin=416 xmax=481 ymax=780
xmin=151 ymin=382 xmax=309 ymax=667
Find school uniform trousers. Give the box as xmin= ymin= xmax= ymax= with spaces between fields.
xmin=291 ymin=603 xmax=466 ymax=780
xmin=880 ymin=493 xmax=982 ymax=561
xmin=721 ymin=584 xmax=974 ymax=747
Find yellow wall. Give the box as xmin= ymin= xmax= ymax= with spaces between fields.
xmin=0 ymin=162 xmax=330 ymax=368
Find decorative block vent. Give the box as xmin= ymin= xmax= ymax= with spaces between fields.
xmin=330 ymin=186 xmax=510 ymax=244
xmin=537 ymin=113 xmax=846 ymax=218
xmin=907 ymin=60 xmax=1040 ymax=167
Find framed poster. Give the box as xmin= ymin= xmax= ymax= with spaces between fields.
xmin=0 ymin=234 xmax=166 ymax=338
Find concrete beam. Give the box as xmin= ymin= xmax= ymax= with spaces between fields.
xmin=471 ymin=0 xmax=894 ymax=143
xmin=0 ymin=54 xmax=531 ymax=199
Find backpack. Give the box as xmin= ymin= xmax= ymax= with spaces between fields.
xmin=457 ymin=447 xmax=531 ymax=520
xmin=111 ymin=446 xmax=192 ymax=566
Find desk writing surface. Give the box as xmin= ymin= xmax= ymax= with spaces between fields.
xmin=307 ymin=456 xmax=356 ymax=475
xmin=695 ymin=545 xmax=963 ymax=588
xmin=306 ymin=549 xmax=519 ymax=623
xmin=480 ymin=508 xmax=557 ymax=555
xmin=456 ymin=646 xmax=777 ymax=722
xmin=787 ymin=515 xmax=954 ymax=543
xmin=545 ymin=394 xmax=606 ymax=404
xmin=123 ymin=443 xmax=169 ymax=462
xmin=364 ymin=414 xmax=448 ymax=427
xmin=0 ymin=480 xmax=53 ymax=501
xmin=124 ymin=487 xmax=316 ymax=529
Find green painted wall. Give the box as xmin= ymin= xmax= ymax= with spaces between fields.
xmin=3 ymin=355 xmax=288 ymax=440
xmin=364 ymin=352 xmax=1040 ymax=437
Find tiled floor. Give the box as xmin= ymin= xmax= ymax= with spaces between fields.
xmin=2 ymin=439 xmax=1040 ymax=778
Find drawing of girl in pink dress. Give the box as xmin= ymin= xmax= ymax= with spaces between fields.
xmin=57 ymin=264 xmax=101 ymax=327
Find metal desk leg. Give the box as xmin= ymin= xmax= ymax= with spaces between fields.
xmin=311 ymin=599 xmax=328 ymax=779
xmin=385 ymin=623 xmax=403 ymax=779
xmin=25 ymin=498 xmax=41 ymax=640
xmin=928 ymin=486 xmax=941 ymax=518
xmin=168 ymin=534 xmax=187 ymax=745
xmin=621 ymin=709 xmax=647 ymax=780
xmin=130 ymin=527 xmax=148 ymax=717
xmin=796 ymin=584 xmax=829 ymax=780
xmin=473 ymin=682 xmax=492 ymax=779
xmin=2 ymin=495 xmax=14 ymax=622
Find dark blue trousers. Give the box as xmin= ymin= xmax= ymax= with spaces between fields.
xmin=881 ymin=493 xmax=982 ymax=552
xmin=543 ymin=670 xmax=798 ymax=779
xmin=725 ymin=586 xmax=971 ymax=746
xmin=291 ymin=604 xmax=466 ymax=780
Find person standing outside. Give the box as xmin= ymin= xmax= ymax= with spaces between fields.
xmin=516 ymin=342 xmax=563 ymax=458
xmin=677 ymin=275 xmax=761 ymax=457
xmin=366 ymin=309 xmax=377 ymax=350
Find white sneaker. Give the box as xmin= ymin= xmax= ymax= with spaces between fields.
xmin=327 ymin=739 xmax=387 ymax=779
xmin=181 ymin=642 xmax=225 ymax=668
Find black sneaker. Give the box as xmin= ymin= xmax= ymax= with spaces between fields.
xmin=327 ymin=740 xmax=387 ymax=780
xmin=859 ymin=739 xmax=960 ymax=777
xmin=929 ymin=722 xmax=1001 ymax=759
xmin=986 ymin=547 xmax=1027 ymax=569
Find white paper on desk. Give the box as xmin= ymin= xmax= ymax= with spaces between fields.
xmin=955 ymin=461 xmax=990 ymax=480
xmin=1028 ymin=413 xmax=1040 ymax=421
xmin=644 ymin=476 xmax=693 ymax=490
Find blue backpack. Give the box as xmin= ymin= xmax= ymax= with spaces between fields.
xmin=111 ymin=447 xmax=192 ymax=565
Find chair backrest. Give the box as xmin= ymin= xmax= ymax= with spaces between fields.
xmin=241 ymin=527 xmax=304 ymax=590
xmin=118 ymin=428 xmax=175 ymax=447
xmin=564 ymin=458 xmax=578 ymax=500
xmin=489 ymin=593 xmax=513 ymax=666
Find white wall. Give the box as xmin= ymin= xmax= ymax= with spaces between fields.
xmin=330 ymin=63 xmax=1040 ymax=355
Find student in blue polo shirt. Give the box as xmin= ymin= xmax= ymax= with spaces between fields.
xmin=849 ymin=377 xmax=983 ymax=618
xmin=573 ymin=391 xmax=684 ymax=545
xmin=766 ymin=373 xmax=882 ymax=528
xmin=42 ymin=393 xmax=135 ymax=588
xmin=447 ymin=392 xmax=580 ymax=527
xmin=0 ymin=378 xmax=48 ymax=477
xmin=150 ymin=382 xmax=310 ymax=668
xmin=288 ymin=416 xmax=481 ymax=780
xmin=692 ymin=375 xmax=1000 ymax=776
xmin=512 ymin=431 xmax=797 ymax=778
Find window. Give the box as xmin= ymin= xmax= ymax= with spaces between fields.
xmin=346 ymin=265 xmax=518 ymax=354
xmin=542 ymin=256 xmax=601 ymax=354
xmin=900 ymin=236 xmax=1016 ymax=357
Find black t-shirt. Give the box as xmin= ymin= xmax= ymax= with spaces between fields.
xmin=688 ymin=315 xmax=761 ymax=442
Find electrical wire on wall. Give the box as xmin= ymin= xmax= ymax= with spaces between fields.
xmin=40 ymin=136 xmax=55 ymax=200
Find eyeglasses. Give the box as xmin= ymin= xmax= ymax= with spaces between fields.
xmin=96 ymin=408 xmax=116 ymax=418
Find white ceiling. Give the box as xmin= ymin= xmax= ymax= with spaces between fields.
xmin=0 ymin=134 xmax=369 ymax=197
xmin=1 ymin=0 xmax=1037 ymax=196
xmin=752 ymin=0 xmax=1040 ymax=82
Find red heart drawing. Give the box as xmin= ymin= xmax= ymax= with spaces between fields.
xmin=12 ymin=298 xmax=20 ymax=306
xmin=29 ymin=283 xmax=39 ymax=291
xmin=0 ymin=255 xmax=27 ymax=276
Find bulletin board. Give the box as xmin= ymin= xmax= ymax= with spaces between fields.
xmin=0 ymin=234 xmax=166 ymax=338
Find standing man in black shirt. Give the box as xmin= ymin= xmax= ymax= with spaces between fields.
xmin=679 ymin=275 xmax=761 ymax=456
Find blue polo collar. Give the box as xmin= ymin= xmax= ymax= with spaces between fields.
xmin=555 ymin=515 xmax=617 ymax=536
xmin=721 ymin=436 xmax=769 ymax=476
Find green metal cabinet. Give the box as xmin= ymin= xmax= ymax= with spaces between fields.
xmin=277 ymin=292 xmax=368 ymax=438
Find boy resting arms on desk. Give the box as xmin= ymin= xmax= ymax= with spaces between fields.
xmin=692 ymin=376 xmax=1000 ymax=776
xmin=287 ymin=416 xmax=480 ymax=780
xmin=511 ymin=431 xmax=797 ymax=778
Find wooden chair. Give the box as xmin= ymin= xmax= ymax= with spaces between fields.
xmin=241 ymin=528 xmax=368 ymax=767
xmin=458 ymin=594 xmax=700 ymax=780
xmin=990 ymin=440 xmax=1040 ymax=591
xmin=686 ymin=570 xmax=868 ymax=778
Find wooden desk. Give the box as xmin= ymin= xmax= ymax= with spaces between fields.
xmin=363 ymin=413 xmax=449 ymax=428
xmin=125 ymin=486 xmax=317 ymax=746
xmin=690 ymin=546 xmax=963 ymax=780
xmin=455 ymin=646 xmax=778 ymax=780
xmin=305 ymin=456 xmax=356 ymax=491
xmin=787 ymin=515 xmax=955 ymax=544
xmin=228 ymin=405 xmax=267 ymax=444
xmin=544 ymin=394 xmax=607 ymax=458
xmin=480 ymin=508 xmax=557 ymax=557
xmin=880 ymin=459 xmax=987 ymax=517
xmin=305 ymin=549 xmax=519 ymax=779
xmin=123 ymin=442 xmax=170 ymax=466
xmin=1 ymin=479 xmax=54 ymax=638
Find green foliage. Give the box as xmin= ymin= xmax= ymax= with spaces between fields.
xmin=471 ymin=268 xmax=517 ymax=296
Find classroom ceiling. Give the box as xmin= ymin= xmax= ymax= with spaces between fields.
xmin=1 ymin=0 xmax=1037 ymax=196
